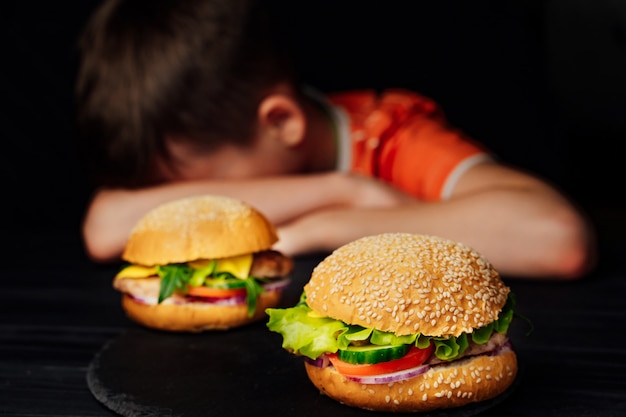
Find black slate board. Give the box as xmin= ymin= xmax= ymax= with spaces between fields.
xmin=87 ymin=323 xmax=519 ymax=417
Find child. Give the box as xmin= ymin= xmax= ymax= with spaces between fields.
xmin=76 ymin=0 xmax=595 ymax=279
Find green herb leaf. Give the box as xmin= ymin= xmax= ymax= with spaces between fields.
xmin=243 ymin=277 xmax=265 ymax=317
xmin=514 ymin=311 xmax=534 ymax=336
xmin=157 ymin=264 xmax=193 ymax=303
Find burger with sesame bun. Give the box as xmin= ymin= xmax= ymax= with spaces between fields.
xmin=113 ymin=195 xmax=293 ymax=331
xmin=266 ymin=233 xmax=517 ymax=413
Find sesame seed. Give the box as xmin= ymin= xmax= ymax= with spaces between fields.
xmin=304 ymin=233 xmax=510 ymax=337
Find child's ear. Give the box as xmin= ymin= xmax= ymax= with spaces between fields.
xmin=257 ymin=94 xmax=306 ymax=147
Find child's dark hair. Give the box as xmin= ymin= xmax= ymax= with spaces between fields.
xmin=76 ymin=0 xmax=295 ymax=187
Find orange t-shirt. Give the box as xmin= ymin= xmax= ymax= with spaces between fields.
xmin=327 ymin=89 xmax=490 ymax=201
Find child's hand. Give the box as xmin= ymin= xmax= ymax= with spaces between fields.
xmin=273 ymin=174 xmax=418 ymax=256
xmin=342 ymin=173 xmax=416 ymax=209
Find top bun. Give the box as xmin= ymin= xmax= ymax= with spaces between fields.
xmin=122 ymin=195 xmax=278 ymax=266
xmin=304 ymin=233 xmax=510 ymax=338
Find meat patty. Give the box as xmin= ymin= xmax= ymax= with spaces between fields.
xmin=251 ymin=250 xmax=294 ymax=278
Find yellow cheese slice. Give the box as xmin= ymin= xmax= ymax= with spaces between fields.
xmin=216 ymin=254 xmax=253 ymax=279
xmin=115 ymin=264 xmax=157 ymax=279
xmin=116 ymin=253 xmax=253 ymax=280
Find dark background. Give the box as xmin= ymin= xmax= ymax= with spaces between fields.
xmin=2 ymin=0 xmax=625 ymax=257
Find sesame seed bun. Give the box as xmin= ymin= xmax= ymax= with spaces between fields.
xmin=302 ymin=233 xmax=517 ymax=412
xmin=122 ymin=195 xmax=278 ymax=266
xmin=305 ymin=348 xmax=517 ymax=413
xmin=305 ymin=233 xmax=510 ymax=337
xmin=115 ymin=195 xmax=289 ymax=331
xmin=121 ymin=290 xmax=283 ymax=331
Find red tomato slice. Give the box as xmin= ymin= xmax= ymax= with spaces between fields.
xmin=327 ymin=344 xmax=434 ymax=377
xmin=187 ymin=285 xmax=246 ymax=298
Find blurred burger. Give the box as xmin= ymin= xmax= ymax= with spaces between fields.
xmin=114 ymin=195 xmax=293 ymax=331
xmin=267 ymin=233 xmax=517 ymax=413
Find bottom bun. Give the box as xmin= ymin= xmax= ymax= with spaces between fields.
xmin=305 ymin=349 xmax=517 ymax=413
xmin=121 ymin=290 xmax=283 ymax=331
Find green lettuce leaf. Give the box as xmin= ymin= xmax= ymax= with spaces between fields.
xmin=495 ymin=292 xmax=516 ymax=333
xmin=472 ymin=322 xmax=494 ymax=344
xmin=266 ymin=304 xmax=347 ymax=359
xmin=267 ymin=293 xmax=517 ymax=361
xmin=370 ymin=329 xmax=418 ymax=346
xmin=337 ymin=326 xmax=372 ymax=349
xmin=415 ymin=333 xmax=432 ymax=349
xmin=433 ymin=333 xmax=468 ymax=360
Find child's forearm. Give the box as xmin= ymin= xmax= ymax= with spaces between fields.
xmin=275 ymin=185 xmax=595 ymax=280
xmin=81 ymin=172 xmax=372 ymax=263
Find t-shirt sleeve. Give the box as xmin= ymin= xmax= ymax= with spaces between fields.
xmin=377 ymin=115 xmax=490 ymax=201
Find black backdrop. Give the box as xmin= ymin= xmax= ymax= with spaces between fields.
xmin=2 ymin=0 xmax=624 ymax=246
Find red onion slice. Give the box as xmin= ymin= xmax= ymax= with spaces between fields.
xmin=186 ymin=294 xmax=247 ymax=305
xmin=262 ymin=278 xmax=291 ymax=292
xmin=304 ymin=355 xmax=330 ymax=368
xmin=344 ymin=364 xmax=430 ymax=385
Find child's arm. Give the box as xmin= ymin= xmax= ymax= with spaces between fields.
xmin=274 ymin=162 xmax=596 ymax=280
xmin=81 ymin=172 xmax=412 ymax=263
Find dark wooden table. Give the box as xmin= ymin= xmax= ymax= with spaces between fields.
xmin=2 ymin=219 xmax=625 ymax=416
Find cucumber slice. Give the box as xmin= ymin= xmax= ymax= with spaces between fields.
xmin=338 ymin=344 xmax=411 ymax=365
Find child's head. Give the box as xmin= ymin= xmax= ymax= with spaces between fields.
xmin=77 ymin=0 xmax=296 ymax=187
